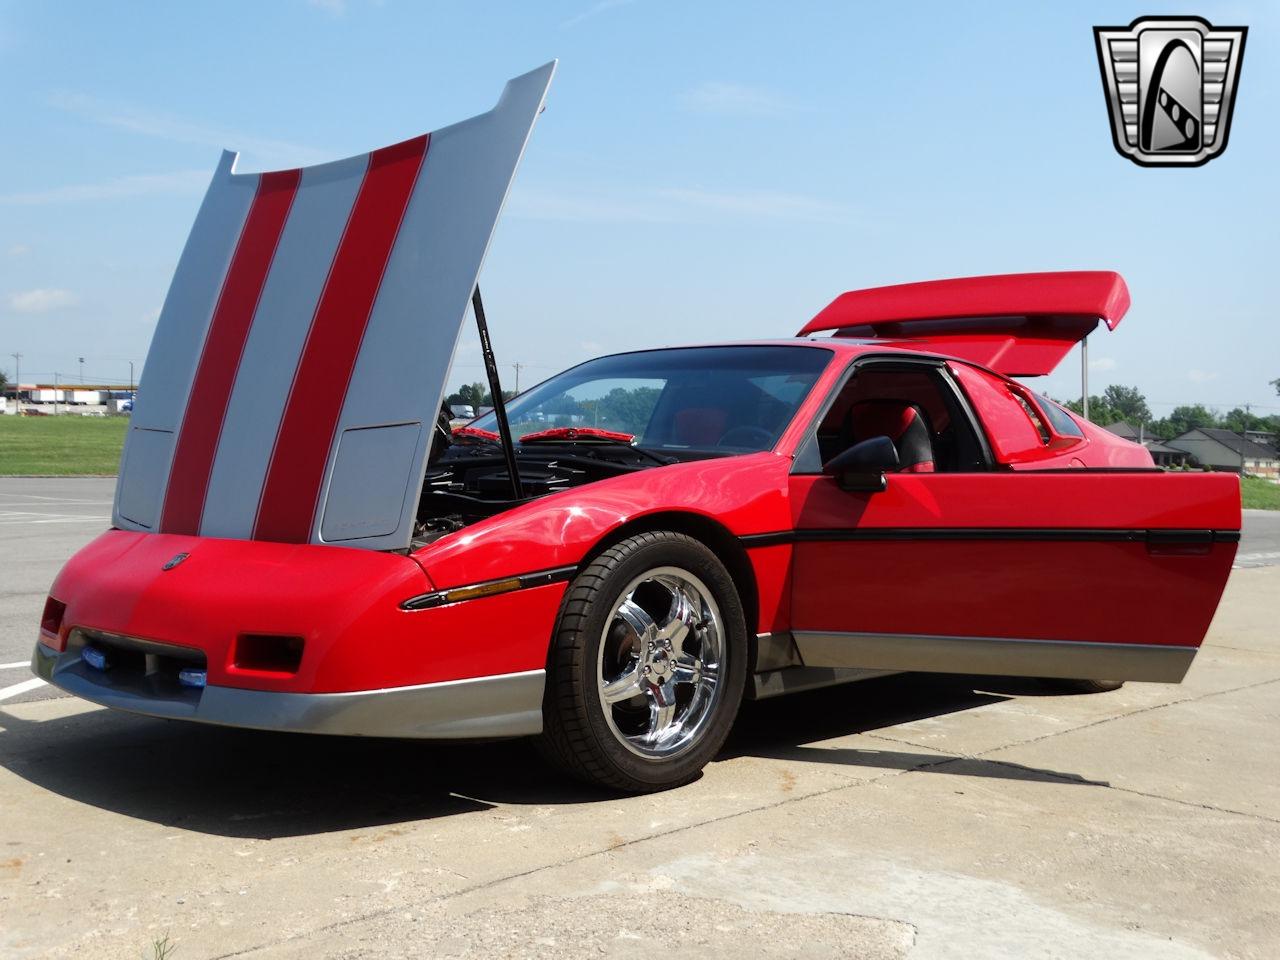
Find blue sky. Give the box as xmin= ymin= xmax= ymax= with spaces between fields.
xmin=1 ymin=1 xmax=1276 ymax=416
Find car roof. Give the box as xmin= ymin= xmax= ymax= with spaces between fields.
xmin=588 ymin=337 xmax=997 ymax=372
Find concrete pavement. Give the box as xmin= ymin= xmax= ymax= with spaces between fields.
xmin=1236 ymin=509 xmax=1280 ymax=568
xmin=1 ymin=561 xmax=1276 ymax=957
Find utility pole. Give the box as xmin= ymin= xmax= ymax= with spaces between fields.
xmin=1240 ymin=403 xmax=1251 ymax=476
xmin=9 ymin=352 xmax=19 ymax=404
xmin=129 ymin=361 xmax=135 ymax=395
xmin=78 ymin=357 xmax=85 ymax=383
xmin=512 ymin=362 xmax=523 ymax=394
xmin=53 ymin=372 xmax=60 ymax=415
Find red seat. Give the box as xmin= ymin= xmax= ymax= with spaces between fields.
xmin=848 ymin=400 xmax=935 ymax=473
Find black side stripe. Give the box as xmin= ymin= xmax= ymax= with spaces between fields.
xmin=740 ymin=528 xmax=1241 ymax=547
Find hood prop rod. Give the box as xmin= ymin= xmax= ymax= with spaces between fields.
xmin=471 ymin=285 xmax=524 ymax=500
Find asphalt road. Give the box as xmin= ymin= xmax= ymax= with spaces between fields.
xmin=2 ymin=477 xmax=1278 ymax=706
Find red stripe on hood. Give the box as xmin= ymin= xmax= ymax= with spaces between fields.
xmin=159 ymin=169 xmax=301 ymax=535
xmin=252 ymin=134 xmax=429 ymax=543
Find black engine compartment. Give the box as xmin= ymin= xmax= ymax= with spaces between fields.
xmin=412 ymin=441 xmax=669 ymax=546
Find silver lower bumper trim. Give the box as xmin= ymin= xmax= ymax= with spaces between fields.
xmin=32 ymin=643 xmax=544 ymax=739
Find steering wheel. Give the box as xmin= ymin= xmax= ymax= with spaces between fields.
xmin=716 ymin=425 xmax=774 ymax=450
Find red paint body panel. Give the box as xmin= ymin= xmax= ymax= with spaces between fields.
xmin=412 ymin=452 xmax=796 ymax=588
xmin=788 ymin=471 xmax=1238 ymax=647
xmin=799 ymin=272 xmax=1129 ymax=377
xmin=46 ymin=528 xmax=562 ymax=692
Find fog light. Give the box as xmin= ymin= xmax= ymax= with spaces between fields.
xmin=81 ymin=646 xmax=110 ymax=671
xmin=233 ymin=634 xmax=304 ymax=674
xmin=178 ymin=668 xmax=207 ymax=689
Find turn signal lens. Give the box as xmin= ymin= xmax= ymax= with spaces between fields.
xmin=40 ymin=597 xmax=67 ymax=651
xmin=81 ymin=646 xmax=110 ymax=671
xmin=443 ymin=578 xmax=522 ymax=604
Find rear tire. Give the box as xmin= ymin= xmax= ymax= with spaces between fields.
xmin=1043 ymin=678 xmax=1126 ymax=694
xmin=537 ymin=531 xmax=747 ymax=793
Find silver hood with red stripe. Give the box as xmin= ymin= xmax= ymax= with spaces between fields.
xmin=114 ymin=62 xmax=555 ymax=551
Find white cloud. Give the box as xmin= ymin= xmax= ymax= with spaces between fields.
xmin=1188 ymin=369 xmax=1219 ymax=383
xmin=5 ymin=243 xmax=29 ymax=256
xmin=1088 ymin=357 xmax=1117 ymax=372
xmin=8 ymin=288 xmax=78 ymax=313
xmin=680 ymin=82 xmax=806 ymax=117
xmin=0 ymin=170 xmax=210 ymax=206
xmin=48 ymin=92 xmax=327 ymax=168
xmin=561 ymin=0 xmax=635 ymax=29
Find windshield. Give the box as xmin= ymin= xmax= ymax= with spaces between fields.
xmin=469 ymin=345 xmax=832 ymax=454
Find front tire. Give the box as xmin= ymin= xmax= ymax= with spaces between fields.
xmin=537 ymin=531 xmax=748 ymax=792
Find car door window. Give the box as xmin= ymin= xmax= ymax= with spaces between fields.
xmin=795 ymin=360 xmax=988 ymax=473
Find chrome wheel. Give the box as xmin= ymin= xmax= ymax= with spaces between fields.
xmin=596 ymin=566 xmax=724 ymax=760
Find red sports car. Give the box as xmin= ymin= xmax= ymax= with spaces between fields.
xmin=32 ymin=65 xmax=1239 ymax=792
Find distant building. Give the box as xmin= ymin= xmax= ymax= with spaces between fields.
xmin=1101 ymin=421 xmax=1189 ymax=468
xmin=1166 ymin=428 xmax=1280 ymax=480
xmin=1244 ymin=429 xmax=1278 ymax=456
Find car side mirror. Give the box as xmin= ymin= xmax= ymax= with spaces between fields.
xmin=823 ymin=436 xmax=899 ymax=492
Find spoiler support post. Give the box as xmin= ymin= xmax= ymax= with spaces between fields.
xmin=471 ymin=286 xmax=524 ymax=500
xmin=1081 ymin=334 xmax=1090 ymax=421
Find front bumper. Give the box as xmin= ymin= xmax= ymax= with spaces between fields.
xmin=33 ymin=642 xmax=544 ymax=739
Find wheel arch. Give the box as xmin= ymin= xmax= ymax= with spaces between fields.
xmin=577 ymin=511 xmax=760 ymax=641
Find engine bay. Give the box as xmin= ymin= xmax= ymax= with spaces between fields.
xmin=411 ymin=440 xmax=672 ymax=547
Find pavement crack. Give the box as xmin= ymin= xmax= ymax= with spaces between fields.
xmin=210 ymin=762 xmax=928 ymax=959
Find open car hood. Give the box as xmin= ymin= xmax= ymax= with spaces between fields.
xmin=797 ymin=271 xmax=1130 ymax=377
xmin=114 ymin=62 xmax=555 ymax=551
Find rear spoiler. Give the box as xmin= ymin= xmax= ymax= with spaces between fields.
xmin=796 ymin=271 xmax=1130 ymax=377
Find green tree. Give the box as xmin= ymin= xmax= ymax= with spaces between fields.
xmin=444 ymin=382 xmax=516 ymax=409
xmin=0 ymin=369 xmax=8 ymax=393
xmin=1162 ymin=404 xmax=1218 ymax=438
xmin=1101 ymin=384 xmax=1151 ymax=424
xmin=1221 ymin=407 xmax=1265 ymax=433
xmin=1064 ymin=395 xmax=1119 ymax=426
xmin=582 ymin=386 xmax=662 ymax=435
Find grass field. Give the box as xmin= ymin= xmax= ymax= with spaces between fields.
xmin=2 ymin=414 xmax=1278 ymax=507
xmin=1242 ymin=475 xmax=1280 ymax=510
xmin=0 ymin=415 xmax=128 ymax=475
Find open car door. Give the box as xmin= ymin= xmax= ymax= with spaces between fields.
xmin=114 ymin=62 xmax=555 ymax=551
xmin=786 ymin=353 xmax=1240 ymax=684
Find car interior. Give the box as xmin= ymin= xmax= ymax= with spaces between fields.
xmin=815 ymin=363 xmax=988 ymax=473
